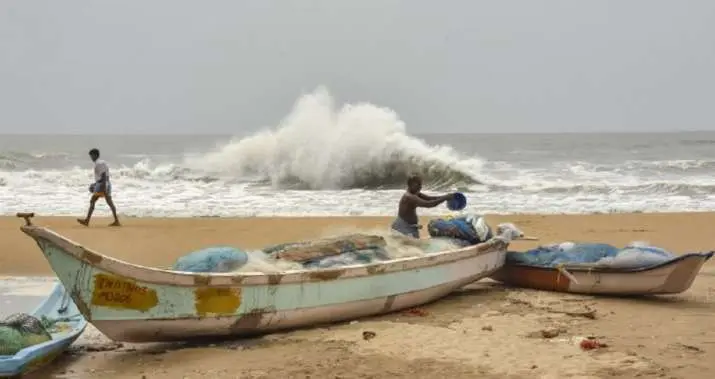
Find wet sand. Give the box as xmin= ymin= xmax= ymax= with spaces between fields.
xmin=0 ymin=276 xmax=57 ymax=318
xmin=2 ymin=213 xmax=714 ymax=378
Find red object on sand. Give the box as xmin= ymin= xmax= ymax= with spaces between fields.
xmin=580 ymin=339 xmax=602 ymax=350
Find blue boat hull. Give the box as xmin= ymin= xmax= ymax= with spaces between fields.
xmin=0 ymin=282 xmax=88 ymax=377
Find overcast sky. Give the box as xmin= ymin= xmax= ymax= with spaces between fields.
xmin=1 ymin=0 xmax=714 ymax=134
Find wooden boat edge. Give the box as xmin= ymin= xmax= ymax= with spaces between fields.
xmin=20 ymin=223 xmax=510 ymax=288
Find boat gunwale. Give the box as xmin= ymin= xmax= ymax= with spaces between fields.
xmin=22 ymin=225 xmax=509 ymax=287
xmin=501 ymin=251 xmax=713 ymax=274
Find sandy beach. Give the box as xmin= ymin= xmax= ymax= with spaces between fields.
xmin=2 ymin=213 xmax=715 ymax=378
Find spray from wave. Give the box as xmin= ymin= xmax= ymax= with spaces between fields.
xmin=185 ymin=87 xmax=483 ymax=190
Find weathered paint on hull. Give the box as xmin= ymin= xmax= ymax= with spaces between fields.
xmin=93 ymin=276 xmax=486 ymax=342
xmin=490 ymin=253 xmax=713 ymax=295
xmin=23 ymin=226 xmax=507 ymax=342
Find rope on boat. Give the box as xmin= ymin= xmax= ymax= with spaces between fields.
xmin=555 ymin=264 xmax=579 ymax=285
xmin=58 ymin=286 xmax=72 ymax=314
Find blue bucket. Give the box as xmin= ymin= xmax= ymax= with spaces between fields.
xmin=446 ymin=192 xmax=467 ymax=211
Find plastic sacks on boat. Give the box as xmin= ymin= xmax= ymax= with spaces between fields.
xmin=0 ymin=313 xmax=52 ymax=355
xmin=427 ymin=214 xmax=493 ymax=244
xmin=507 ymin=242 xmax=675 ymax=269
xmin=171 ymin=246 xmax=249 ymax=273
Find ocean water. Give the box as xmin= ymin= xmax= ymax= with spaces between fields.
xmin=1 ymin=89 xmax=715 ymax=217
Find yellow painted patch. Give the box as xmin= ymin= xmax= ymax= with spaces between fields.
xmin=194 ymin=287 xmax=242 ymax=316
xmin=91 ymin=273 xmax=159 ymax=312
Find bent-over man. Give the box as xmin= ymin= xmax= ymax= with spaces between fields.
xmin=391 ymin=174 xmax=454 ymax=238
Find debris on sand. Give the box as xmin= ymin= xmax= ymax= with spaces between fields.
xmin=402 ymin=308 xmax=429 ymax=317
xmin=506 ymin=293 xmax=598 ymax=319
xmin=525 ymin=328 xmax=565 ymax=339
xmin=362 ymin=331 xmax=376 ymax=341
xmin=670 ymin=342 xmax=704 ymax=353
xmin=541 ymin=328 xmax=563 ymax=339
xmin=579 ymin=337 xmax=607 ymax=350
xmin=73 ymin=342 xmax=124 ymax=353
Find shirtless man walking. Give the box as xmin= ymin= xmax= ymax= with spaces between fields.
xmin=391 ymin=174 xmax=455 ymax=238
xmin=77 ymin=148 xmax=121 ymax=227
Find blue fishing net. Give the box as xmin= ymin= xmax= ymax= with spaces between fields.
xmin=171 ymin=246 xmax=248 ymax=273
xmin=507 ymin=243 xmax=676 ymax=269
xmin=0 ymin=314 xmax=53 ymax=355
xmin=172 ymin=232 xmax=485 ymax=273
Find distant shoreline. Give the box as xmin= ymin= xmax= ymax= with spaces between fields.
xmin=3 ymin=209 xmax=715 ymax=219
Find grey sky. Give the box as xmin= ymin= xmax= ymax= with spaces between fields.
xmin=1 ymin=0 xmax=714 ymax=134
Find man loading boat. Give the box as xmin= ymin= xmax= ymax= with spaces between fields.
xmin=391 ymin=174 xmax=456 ymax=238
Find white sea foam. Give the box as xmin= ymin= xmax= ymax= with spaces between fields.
xmin=1 ymin=87 xmax=715 ymax=217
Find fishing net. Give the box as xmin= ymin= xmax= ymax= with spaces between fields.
xmin=507 ymin=243 xmax=677 ymax=269
xmin=0 ymin=313 xmax=55 ymax=356
xmin=263 ymin=234 xmax=388 ymax=263
xmin=171 ymin=246 xmax=249 ymax=273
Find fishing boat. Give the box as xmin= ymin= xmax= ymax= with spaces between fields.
xmin=15 ymin=213 xmax=510 ymax=343
xmin=491 ymin=249 xmax=714 ymax=296
xmin=0 ymin=282 xmax=87 ymax=377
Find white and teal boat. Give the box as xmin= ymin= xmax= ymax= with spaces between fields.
xmin=16 ymin=213 xmax=509 ymax=343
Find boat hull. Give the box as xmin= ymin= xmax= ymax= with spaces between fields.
xmin=93 ymin=272 xmax=487 ymax=342
xmin=0 ymin=283 xmax=88 ymax=378
xmin=490 ymin=252 xmax=713 ymax=295
xmin=21 ymin=225 xmax=507 ymax=342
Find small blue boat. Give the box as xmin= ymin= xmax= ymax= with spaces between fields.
xmin=0 ymin=282 xmax=87 ymax=377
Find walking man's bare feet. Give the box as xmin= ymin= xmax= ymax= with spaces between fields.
xmin=77 ymin=218 xmax=89 ymax=226
xmin=109 ymin=221 xmax=121 ymax=227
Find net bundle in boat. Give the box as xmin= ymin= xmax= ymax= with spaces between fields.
xmin=0 ymin=313 xmax=54 ymax=355
xmin=264 ymin=234 xmax=388 ymax=262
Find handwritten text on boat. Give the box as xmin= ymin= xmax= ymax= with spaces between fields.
xmin=91 ymin=274 xmax=159 ymax=312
